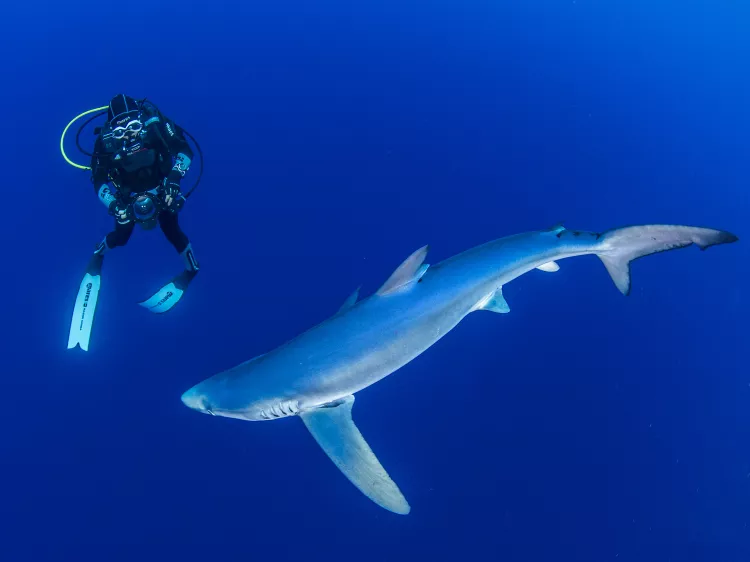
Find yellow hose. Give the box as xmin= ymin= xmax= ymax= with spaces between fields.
xmin=60 ymin=106 xmax=108 ymax=170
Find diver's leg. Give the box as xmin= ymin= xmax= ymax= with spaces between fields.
xmin=137 ymin=213 xmax=199 ymax=313
xmin=99 ymin=220 xmax=135 ymax=254
xmin=159 ymin=212 xmax=199 ymax=272
xmin=70 ymin=221 xmax=133 ymax=350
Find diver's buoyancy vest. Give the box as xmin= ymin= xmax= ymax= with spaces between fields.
xmin=109 ymin=129 xmax=171 ymax=191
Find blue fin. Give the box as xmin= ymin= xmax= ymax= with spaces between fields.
xmin=476 ymin=287 xmax=510 ymax=313
xmin=377 ymin=245 xmax=429 ymax=296
xmin=299 ymin=395 xmax=411 ymax=515
xmin=337 ymin=287 xmax=360 ymax=313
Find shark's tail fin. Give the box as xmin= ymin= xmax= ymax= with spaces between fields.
xmin=596 ymin=225 xmax=738 ymax=295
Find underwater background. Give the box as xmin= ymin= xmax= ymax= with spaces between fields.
xmin=2 ymin=0 xmax=748 ymax=560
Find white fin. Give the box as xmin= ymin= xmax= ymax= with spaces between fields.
xmin=67 ymin=272 xmax=101 ymax=351
xmin=299 ymin=395 xmax=411 ymax=515
xmin=475 ymin=287 xmax=510 ymax=313
xmin=376 ymin=246 xmax=429 ymax=296
xmin=337 ymin=287 xmax=360 ymax=313
xmin=138 ymin=270 xmax=196 ymax=314
xmin=536 ymin=261 xmax=560 ymax=272
xmin=138 ymin=282 xmax=184 ymax=313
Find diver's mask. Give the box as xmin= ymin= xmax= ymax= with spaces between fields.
xmin=112 ymin=118 xmax=143 ymax=139
xmin=102 ymin=111 xmax=145 ymax=153
xmin=132 ymin=193 xmax=159 ymax=230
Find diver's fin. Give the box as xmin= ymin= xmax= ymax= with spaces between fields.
xmin=299 ymin=395 xmax=411 ymax=515
xmin=377 ymin=245 xmax=429 ymax=296
xmin=474 ymin=286 xmax=510 ymax=314
xmin=138 ymin=269 xmax=197 ymax=313
xmin=337 ymin=287 xmax=360 ymax=313
xmin=596 ymin=225 xmax=739 ymax=296
xmin=536 ymin=261 xmax=560 ymax=272
xmin=67 ymin=254 xmax=104 ymax=351
xmin=140 ymin=244 xmax=199 ymax=313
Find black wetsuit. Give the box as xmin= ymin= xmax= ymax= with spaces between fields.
xmin=90 ymin=101 xmax=195 ymax=254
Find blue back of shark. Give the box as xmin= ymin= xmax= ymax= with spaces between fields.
xmin=181 ymin=222 xmax=737 ymax=514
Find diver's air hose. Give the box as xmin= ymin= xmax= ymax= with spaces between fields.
xmin=60 ymin=106 xmax=108 ymax=170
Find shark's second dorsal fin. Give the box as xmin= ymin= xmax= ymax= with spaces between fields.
xmin=337 ymin=287 xmax=360 ymax=313
xmin=376 ymin=245 xmax=429 ymax=296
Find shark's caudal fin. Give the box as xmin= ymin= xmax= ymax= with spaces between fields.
xmin=596 ymin=225 xmax=738 ymax=295
xmin=299 ymin=395 xmax=411 ymax=515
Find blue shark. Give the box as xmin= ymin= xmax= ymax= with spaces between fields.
xmin=181 ymin=223 xmax=737 ymax=514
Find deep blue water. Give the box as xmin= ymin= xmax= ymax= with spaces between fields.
xmin=2 ymin=1 xmax=748 ymax=560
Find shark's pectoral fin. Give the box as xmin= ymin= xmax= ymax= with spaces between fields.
xmin=473 ymin=286 xmax=510 ymax=313
xmin=536 ymin=261 xmax=560 ymax=272
xmin=299 ymin=395 xmax=411 ymax=515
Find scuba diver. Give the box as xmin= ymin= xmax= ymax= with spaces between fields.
xmin=65 ymin=94 xmax=203 ymax=351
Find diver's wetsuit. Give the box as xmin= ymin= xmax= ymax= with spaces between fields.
xmin=90 ymin=99 xmax=195 ymax=254
xmin=103 ymin=210 xmax=189 ymax=252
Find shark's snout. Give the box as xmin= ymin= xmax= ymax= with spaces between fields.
xmin=181 ymin=386 xmax=214 ymax=415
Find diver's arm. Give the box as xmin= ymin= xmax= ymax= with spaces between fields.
xmin=140 ymin=101 xmax=193 ymax=200
xmin=142 ymin=101 xmax=194 ymax=172
xmin=91 ymin=137 xmax=117 ymax=211
xmin=162 ymin=118 xmax=194 ymax=185
xmin=156 ymin=118 xmax=193 ymax=196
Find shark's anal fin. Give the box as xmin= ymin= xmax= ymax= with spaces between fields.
xmin=376 ymin=246 xmax=429 ymax=296
xmin=299 ymin=395 xmax=411 ymax=515
xmin=474 ymin=287 xmax=510 ymax=314
xmin=536 ymin=261 xmax=560 ymax=272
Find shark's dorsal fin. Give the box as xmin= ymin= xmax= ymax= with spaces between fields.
xmin=545 ymin=222 xmax=566 ymax=234
xmin=536 ymin=261 xmax=560 ymax=272
xmin=337 ymin=287 xmax=360 ymax=313
xmin=299 ymin=395 xmax=411 ymax=515
xmin=376 ymin=245 xmax=429 ymax=296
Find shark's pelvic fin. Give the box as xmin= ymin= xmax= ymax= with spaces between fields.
xmin=376 ymin=245 xmax=430 ymax=296
xmin=596 ymin=225 xmax=739 ymax=295
xmin=299 ymin=395 xmax=411 ymax=515
xmin=536 ymin=261 xmax=560 ymax=272
xmin=474 ymin=287 xmax=510 ymax=313
xmin=338 ymin=287 xmax=361 ymax=313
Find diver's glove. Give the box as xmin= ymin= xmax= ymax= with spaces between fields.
xmin=161 ymin=171 xmax=184 ymax=211
xmin=108 ymin=199 xmax=132 ymax=225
